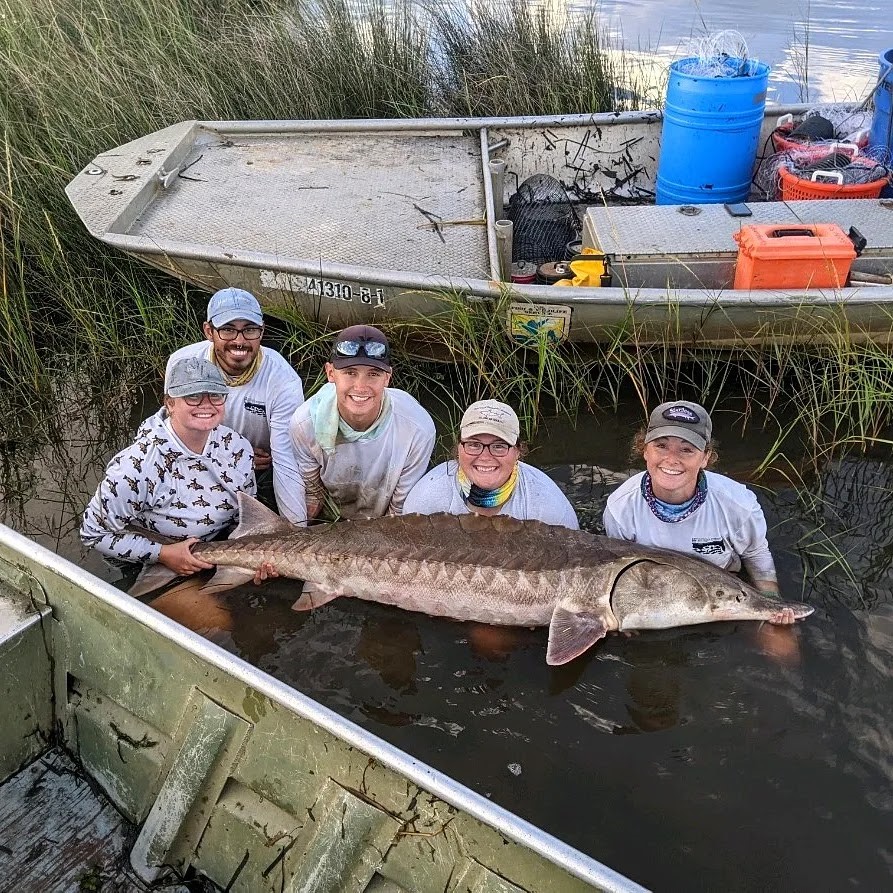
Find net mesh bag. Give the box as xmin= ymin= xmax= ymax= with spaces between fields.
xmin=505 ymin=174 xmax=580 ymax=264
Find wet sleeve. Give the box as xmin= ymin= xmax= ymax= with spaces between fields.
xmin=286 ymin=412 xmax=315 ymax=525
xmin=267 ymin=367 xmax=306 ymax=524
xmin=736 ymin=496 xmax=777 ymax=584
xmin=80 ymin=453 xmax=161 ymax=563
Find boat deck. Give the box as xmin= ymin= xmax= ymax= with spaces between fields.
xmin=0 ymin=748 xmax=188 ymax=893
xmin=131 ymin=129 xmax=490 ymax=278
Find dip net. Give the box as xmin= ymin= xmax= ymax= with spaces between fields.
xmin=505 ymin=174 xmax=580 ymax=264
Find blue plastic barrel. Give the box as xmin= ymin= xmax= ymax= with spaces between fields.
xmin=656 ymin=57 xmax=770 ymax=205
xmin=869 ymin=48 xmax=893 ymax=155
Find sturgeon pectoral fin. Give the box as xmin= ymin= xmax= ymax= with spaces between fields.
xmin=546 ymin=606 xmax=609 ymax=666
xmin=290 ymin=581 xmax=342 ymax=612
xmin=198 ymin=565 xmax=256 ymax=593
xmin=129 ymin=563 xmax=180 ymax=598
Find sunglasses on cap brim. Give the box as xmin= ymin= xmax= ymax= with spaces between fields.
xmin=333 ymin=339 xmax=389 ymax=360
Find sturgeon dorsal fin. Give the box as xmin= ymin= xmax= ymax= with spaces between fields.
xmin=546 ymin=605 xmax=609 ymax=665
xmin=232 ymin=491 xmax=295 ymax=539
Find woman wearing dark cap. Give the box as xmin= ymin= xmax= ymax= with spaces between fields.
xmin=603 ymin=401 xmax=780 ymax=596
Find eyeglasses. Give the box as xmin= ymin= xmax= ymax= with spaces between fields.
xmin=333 ymin=339 xmax=389 ymax=360
xmin=460 ymin=440 xmax=513 ymax=458
xmin=213 ymin=324 xmax=263 ymax=341
xmin=182 ymin=392 xmax=227 ymax=406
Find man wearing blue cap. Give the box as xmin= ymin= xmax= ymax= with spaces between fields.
xmin=166 ymin=288 xmax=306 ymax=523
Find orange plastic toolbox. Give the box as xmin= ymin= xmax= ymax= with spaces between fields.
xmin=733 ymin=223 xmax=857 ymax=289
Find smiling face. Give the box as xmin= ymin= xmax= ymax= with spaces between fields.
xmin=643 ymin=436 xmax=709 ymax=503
xmin=165 ymin=394 xmax=226 ymax=450
xmin=458 ymin=433 xmax=520 ymax=491
xmin=203 ymin=318 xmax=262 ymax=376
xmin=325 ymin=362 xmax=392 ymax=430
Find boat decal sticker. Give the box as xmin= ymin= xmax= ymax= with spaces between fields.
xmin=507 ymin=302 xmax=572 ymax=345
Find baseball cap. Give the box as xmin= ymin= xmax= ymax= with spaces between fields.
xmin=207 ymin=288 xmax=263 ymax=327
xmin=645 ymin=401 xmax=712 ymax=451
xmin=330 ymin=324 xmax=392 ymax=372
xmin=166 ymin=357 xmax=229 ymax=398
xmin=459 ymin=400 xmax=520 ymax=446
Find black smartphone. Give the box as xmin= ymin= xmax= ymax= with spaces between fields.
xmin=724 ymin=202 xmax=752 ymax=217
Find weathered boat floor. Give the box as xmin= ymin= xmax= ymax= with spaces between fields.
xmin=130 ymin=129 xmax=490 ymax=278
xmin=0 ymin=748 xmax=187 ymax=893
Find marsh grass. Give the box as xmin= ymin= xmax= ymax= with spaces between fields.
xmin=1 ymin=0 xmax=892 ymax=497
xmin=0 ymin=0 xmax=638 ymax=390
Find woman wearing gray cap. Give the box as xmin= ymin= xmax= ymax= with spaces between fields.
xmin=81 ymin=357 xmax=256 ymax=580
xmin=403 ymin=400 xmax=579 ymax=528
xmin=603 ymin=401 xmax=781 ymax=597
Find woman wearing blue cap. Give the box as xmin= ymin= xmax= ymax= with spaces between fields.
xmin=81 ymin=357 xmax=255 ymax=581
xmin=603 ymin=401 xmax=782 ymax=599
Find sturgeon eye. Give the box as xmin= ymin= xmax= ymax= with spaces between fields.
xmin=735 ymin=591 xmax=744 ymax=602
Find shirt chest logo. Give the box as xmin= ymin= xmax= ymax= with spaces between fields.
xmin=243 ymin=400 xmax=267 ymax=417
xmin=692 ymin=537 xmax=725 ymax=555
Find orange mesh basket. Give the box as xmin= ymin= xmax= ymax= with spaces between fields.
xmin=779 ymin=166 xmax=887 ymax=201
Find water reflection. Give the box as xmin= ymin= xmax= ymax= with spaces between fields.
xmin=1 ymin=377 xmax=892 ymax=890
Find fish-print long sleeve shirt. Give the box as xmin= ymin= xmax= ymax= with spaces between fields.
xmin=80 ymin=408 xmax=256 ymax=563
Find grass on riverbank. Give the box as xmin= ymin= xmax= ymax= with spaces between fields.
xmin=0 ymin=0 xmax=641 ymax=386
xmin=2 ymin=0 xmax=892 ymax=476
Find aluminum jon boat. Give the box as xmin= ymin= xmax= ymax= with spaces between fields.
xmin=0 ymin=522 xmax=645 ymax=892
xmin=65 ymin=106 xmax=893 ymax=347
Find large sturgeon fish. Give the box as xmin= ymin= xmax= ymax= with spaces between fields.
xmin=134 ymin=493 xmax=813 ymax=665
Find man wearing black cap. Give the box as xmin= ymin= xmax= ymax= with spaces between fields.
xmin=165 ymin=288 xmax=306 ymax=524
xmin=288 ymin=324 xmax=435 ymax=522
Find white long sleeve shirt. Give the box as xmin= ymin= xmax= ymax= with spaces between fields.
xmin=403 ymin=460 xmax=580 ymax=529
xmin=603 ymin=470 xmax=777 ymax=583
xmin=166 ymin=342 xmax=305 ymax=522
xmin=288 ymin=388 xmax=436 ymax=522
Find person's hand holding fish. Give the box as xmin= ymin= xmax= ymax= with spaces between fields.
xmin=159 ymin=538 xmax=215 ymax=575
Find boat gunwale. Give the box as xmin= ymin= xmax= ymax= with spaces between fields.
xmin=192 ymin=103 xmax=814 ymax=134
xmin=100 ymin=230 xmax=893 ymax=308
xmin=0 ymin=521 xmax=647 ymax=893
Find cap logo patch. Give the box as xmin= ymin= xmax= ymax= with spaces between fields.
xmin=662 ymin=405 xmax=700 ymax=424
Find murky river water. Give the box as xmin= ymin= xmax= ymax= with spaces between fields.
xmin=2 ymin=373 xmax=891 ymax=891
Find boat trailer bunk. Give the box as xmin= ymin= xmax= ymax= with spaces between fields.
xmin=0 ymin=523 xmax=644 ymax=893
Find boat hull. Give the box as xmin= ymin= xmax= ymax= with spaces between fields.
xmin=66 ymin=109 xmax=893 ymax=348
xmin=0 ymin=523 xmax=643 ymax=892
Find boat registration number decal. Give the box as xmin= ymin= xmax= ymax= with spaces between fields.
xmin=508 ymin=302 xmax=572 ymax=344
xmin=260 ymin=270 xmax=385 ymax=306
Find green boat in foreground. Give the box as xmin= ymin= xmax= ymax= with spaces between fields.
xmin=0 ymin=521 xmax=645 ymax=892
